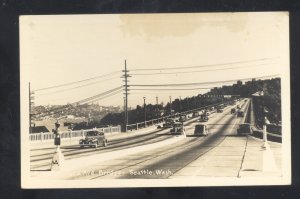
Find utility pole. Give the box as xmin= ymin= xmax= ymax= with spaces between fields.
xmin=143 ymin=96 xmax=146 ymax=127
xmin=122 ymin=60 xmax=130 ymax=132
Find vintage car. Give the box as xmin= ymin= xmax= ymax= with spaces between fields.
xmin=194 ymin=124 xmax=209 ymax=136
xmin=237 ymin=111 xmax=244 ymax=117
xmin=199 ymin=114 xmax=209 ymax=122
xmin=217 ymin=108 xmax=223 ymax=113
xmin=231 ymin=108 xmax=236 ymax=114
xmin=170 ymin=122 xmax=185 ymax=135
xmin=237 ymin=123 xmax=253 ymax=135
xmin=79 ymin=130 xmax=108 ymax=148
xmin=179 ymin=114 xmax=187 ymax=122
xmin=161 ymin=118 xmax=176 ymax=128
xmin=204 ymin=111 xmax=210 ymax=116
xmin=192 ymin=111 xmax=200 ymax=118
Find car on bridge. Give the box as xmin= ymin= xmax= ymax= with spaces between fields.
xmin=237 ymin=111 xmax=244 ymax=117
xmin=198 ymin=114 xmax=209 ymax=122
xmin=204 ymin=111 xmax=210 ymax=116
xmin=170 ymin=122 xmax=185 ymax=135
xmin=79 ymin=130 xmax=108 ymax=148
xmin=179 ymin=114 xmax=187 ymax=122
xmin=217 ymin=108 xmax=223 ymax=113
xmin=160 ymin=118 xmax=176 ymax=128
xmin=237 ymin=123 xmax=253 ymax=135
xmin=231 ymin=108 xmax=236 ymax=114
xmin=192 ymin=111 xmax=200 ymax=118
xmin=194 ymin=124 xmax=209 ymax=136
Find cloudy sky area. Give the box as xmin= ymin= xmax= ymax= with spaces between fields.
xmin=20 ymin=12 xmax=289 ymax=107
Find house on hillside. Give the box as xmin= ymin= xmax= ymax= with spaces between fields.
xmin=30 ymin=126 xmax=50 ymax=133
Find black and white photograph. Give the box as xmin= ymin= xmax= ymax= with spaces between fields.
xmin=20 ymin=12 xmax=290 ymax=188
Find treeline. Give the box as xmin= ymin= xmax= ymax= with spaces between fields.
xmin=73 ymin=78 xmax=281 ymax=129
xmin=100 ymin=96 xmax=231 ymax=126
xmin=208 ymin=78 xmax=281 ymax=126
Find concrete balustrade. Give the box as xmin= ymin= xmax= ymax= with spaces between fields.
xmin=29 ymin=125 xmax=121 ymax=142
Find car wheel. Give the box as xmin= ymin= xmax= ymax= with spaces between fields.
xmin=103 ymin=140 xmax=107 ymax=147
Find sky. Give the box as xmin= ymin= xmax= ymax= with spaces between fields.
xmin=20 ymin=12 xmax=289 ymax=107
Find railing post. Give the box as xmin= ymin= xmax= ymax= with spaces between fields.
xmin=40 ymin=132 xmax=43 ymax=142
xmin=136 ymin=123 xmax=138 ymax=130
xmin=70 ymin=130 xmax=72 ymax=139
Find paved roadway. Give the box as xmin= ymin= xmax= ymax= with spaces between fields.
xmin=61 ymin=99 xmax=255 ymax=180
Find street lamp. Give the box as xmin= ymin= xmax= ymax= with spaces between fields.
xmin=179 ymin=96 xmax=182 ymax=113
xmin=169 ymin=96 xmax=172 ymax=116
xmin=123 ymin=97 xmax=126 ymax=130
xmin=143 ymin=96 xmax=146 ymax=127
xmin=259 ymin=91 xmax=269 ymax=149
xmin=156 ymin=96 xmax=159 ymax=117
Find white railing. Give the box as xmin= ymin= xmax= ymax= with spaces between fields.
xmin=29 ymin=125 xmax=121 ymax=142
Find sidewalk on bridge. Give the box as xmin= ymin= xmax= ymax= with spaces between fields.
xmin=238 ymin=136 xmax=282 ymax=178
xmin=170 ymin=136 xmax=282 ymax=179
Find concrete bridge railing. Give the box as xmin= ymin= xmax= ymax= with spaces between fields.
xmin=29 ymin=125 xmax=121 ymax=142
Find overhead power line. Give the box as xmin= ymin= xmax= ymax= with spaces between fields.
xmin=130 ymin=87 xmax=213 ymax=91
xmin=34 ymin=86 xmax=123 ymax=117
xmin=130 ymin=62 xmax=275 ymax=76
xmin=35 ymin=75 xmax=121 ymax=97
xmin=79 ymin=89 xmax=123 ymax=105
xmin=130 ymin=57 xmax=278 ymax=71
xmin=75 ymin=86 xmax=123 ymax=104
xmin=33 ymin=70 xmax=121 ymax=92
xmin=130 ymin=74 xmax=280 ymax=87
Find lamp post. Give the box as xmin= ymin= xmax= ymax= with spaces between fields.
xmin=179 ymin=96 xmax=182 ymax=113
xmin=51 ymin=120 xmax=65 ymax=171
xmin=123 ymin=97 xmax=126 ymax=130
xmin=260 ymin=91 xmax=269 ymax=149
xmin=143 ymin=96 xmax=146 ymax=127
xmin=169 ymin=96 xmax=172 ymax=117
xmin=156 ymin=96 xmax=159 ymax=117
